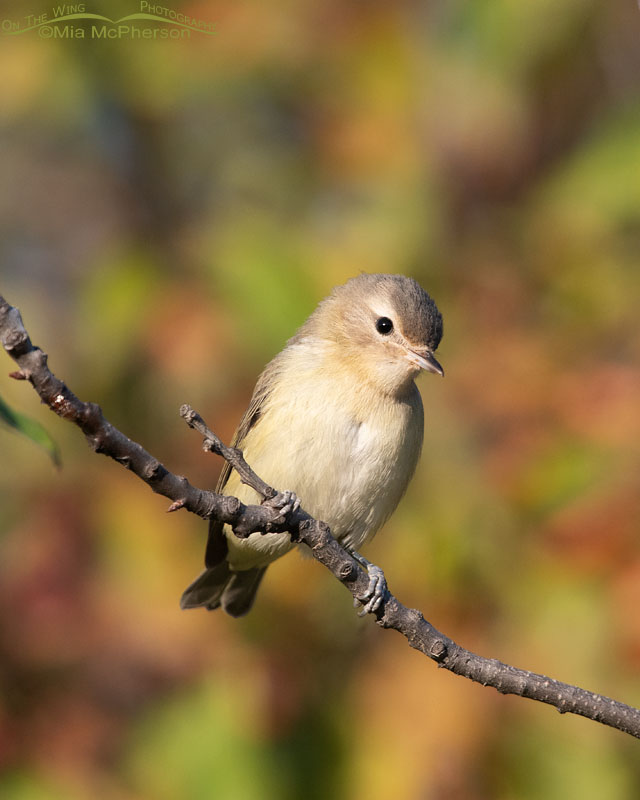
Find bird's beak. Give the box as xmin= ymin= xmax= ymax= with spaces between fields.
xmin=405 ymin=348 xmax=444 ymax=377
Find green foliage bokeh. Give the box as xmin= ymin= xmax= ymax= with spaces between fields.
xmin=1 ymin=1 xmax=640 ymax=798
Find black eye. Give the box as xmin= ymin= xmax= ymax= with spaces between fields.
xmin=375 ymin=317 xmax=393 ymax=335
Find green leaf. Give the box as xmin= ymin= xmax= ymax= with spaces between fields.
xmin=0 ymin=394 xmax=61 ymax=467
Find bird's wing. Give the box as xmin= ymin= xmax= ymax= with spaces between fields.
xmin=215 ymin=352 xmax=284 ymax=493
xmin=204 ymin=353 xmax=284 ymax=568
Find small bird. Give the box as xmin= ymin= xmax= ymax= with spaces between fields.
xmin=181 ymin=273 xmax=443 ymax=616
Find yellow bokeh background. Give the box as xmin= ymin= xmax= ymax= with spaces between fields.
xmin=1 ymin=1 xmax=640 ymax=798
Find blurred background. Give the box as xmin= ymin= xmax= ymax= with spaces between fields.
xmin=1 ymin=0 xmax=640 ymax=797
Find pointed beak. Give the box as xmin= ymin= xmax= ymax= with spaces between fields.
xmin=405 ymin=348 xmax=444 ymax=377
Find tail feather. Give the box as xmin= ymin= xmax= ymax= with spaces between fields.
xmin=221 ymin=568 xmax=267 ymax=617
xmin=180 ymin=563 xmax=267 ymax=617
xmin=180 ymin=562 xmax=230 ymax=610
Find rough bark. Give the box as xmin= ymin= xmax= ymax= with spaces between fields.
xmin=2 ymin=294 xmax=639 ymax=740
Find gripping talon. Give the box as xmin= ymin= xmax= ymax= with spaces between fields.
xmin=262 ymin=490 xmax=299 ymax=524
xmin=350 ymin=552 xmax=388 ymax=616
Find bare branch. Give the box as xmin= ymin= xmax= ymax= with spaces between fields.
xmin=2 ymin=293 xmax=639 ymax=739
xmin=180 ymin=404 xmax=277 ymax=502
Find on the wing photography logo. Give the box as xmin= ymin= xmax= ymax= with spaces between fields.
xmin=1 ymin=2 xmax=216 ymax=39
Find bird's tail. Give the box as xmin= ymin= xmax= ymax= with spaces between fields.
xmin=180 ymin=563 xmax=267 ymax=617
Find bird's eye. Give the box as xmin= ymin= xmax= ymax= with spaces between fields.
xmin=375 ymin=317 xmax=393 ymax=335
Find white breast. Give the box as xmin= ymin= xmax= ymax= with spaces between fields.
xmin=224 ymin=345 xmax=424 ymax=568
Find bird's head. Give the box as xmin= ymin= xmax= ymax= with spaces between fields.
xmin=301 ymin=273 xmax=444 ymax=398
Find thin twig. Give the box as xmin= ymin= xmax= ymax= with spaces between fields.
xmin=2 ymin=293 xmax=639 ymax=740
xmin=180 ymin=404 xmax=276 ymax=501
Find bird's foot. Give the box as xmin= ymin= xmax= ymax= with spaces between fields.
xmin=262 ymin=490 xmax=300 ymax=525
xmin=350 ymin=552 xmax=388 ymax=616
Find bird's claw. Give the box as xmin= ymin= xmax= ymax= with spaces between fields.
xmin=262 ymin=489 xmax=300 ymax=524
xmin=353 ymin=560 xmax=388 ymax=616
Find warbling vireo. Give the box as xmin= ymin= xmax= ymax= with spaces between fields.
xmin=181 ymin=273 xmax=443 ymax=616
